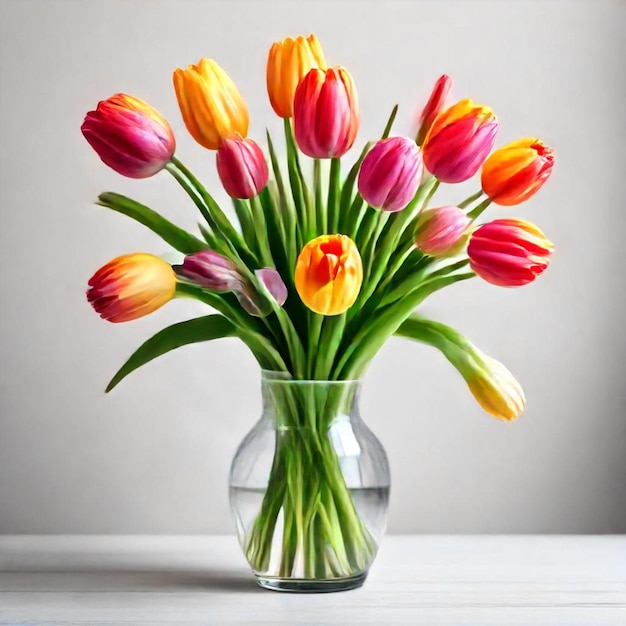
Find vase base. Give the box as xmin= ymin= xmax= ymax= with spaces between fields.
xmin=255 ymin=571 xmax=368 ymax=593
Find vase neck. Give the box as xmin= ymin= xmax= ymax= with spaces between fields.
xmin=260 ymin=373 xmax=362 ymax=430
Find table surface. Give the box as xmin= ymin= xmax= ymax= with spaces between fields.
xmin=0 ymin=535 xmax=624 ymax=625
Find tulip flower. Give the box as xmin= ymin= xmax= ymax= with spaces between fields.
xmin=295 ymin=235 xmax=362 ymax=315
xmin=267 ymin=34 xmax=326 ymax=118
xmin=464 ymin=351 xmax=526 ymax=421
xmin=173 ymin=58 xmax=249 ymax=150
xmin=468 ymin=218 xmax=553 ymax=287
xmin=481 ymin=138 xmax=555 ymax=206
xmin=177 ymin=250 xmax=245 ymax=292
xmin=216 ymin=135 xmax=269 ymax=199
xmin=81 ymin=94 xmax=175 ymax=178
xmin=414 ymin=206 xmax=472 ymax=256
xmin=357 ymin=137 xmax=423 ymax=212
xmin=293 ymin=67 xmax=359 ymax=159
xmin=176 ymin=251 xmax=287 ymax=316
xmin=415 ymin=74 xmax=451 ymax=146
xmin=86 ymin=253 xmax=176 ymax=322
xmin=422 ymin=99 xmax=498 ymax=183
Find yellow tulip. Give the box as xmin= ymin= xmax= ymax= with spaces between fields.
xmin=173 ymin=58 xmax=249 ymax=150
xmin=465 ymin=353 xmax=526 ymax=421
xmin=295 ymin=235 xmax=362 ymax=316
xmin=266 ymin=34 xmax=326 ymax=118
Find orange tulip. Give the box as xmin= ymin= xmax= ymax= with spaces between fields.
xmin=481 ymin=138 xmax=555 ymax=206
xmin=295 ymin=235 xmax=363 ymax=315
xmin=267 ymin=34 xmax=326 ymax=118
xmin=173 ymin=58 xmax=249 ymax=150
xmin=87 ymin=253 xmax=176 ymax=322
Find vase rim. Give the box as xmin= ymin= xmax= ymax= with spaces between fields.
xmin=260 ymin=369 xmax=362 ymax=385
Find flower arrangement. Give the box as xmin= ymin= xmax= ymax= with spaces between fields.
xmin=83 ymin=34 xmax=555 ymax=586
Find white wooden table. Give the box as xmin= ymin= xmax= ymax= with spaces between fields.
xmin=1 ymin=535 xmax=624 ymax=625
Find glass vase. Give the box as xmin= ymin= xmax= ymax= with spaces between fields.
xmin=229 ymin=371 xmax=390 ymax=592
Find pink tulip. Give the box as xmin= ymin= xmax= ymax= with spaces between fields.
xmin=468 ymin=218 xmax=553 ymax=287
xmin=176 ymin=251 xmax=287 ymax=315
xmin=414 ymin=206 xmax=472 ymax=255
xmin=81 ymin=94 xmax=175 ymax=178
xmin=216 ymin=135 xmax=269 ymax=199
xmin=293 ymin=67 xmax=359 ymax=158
xmin=357 ymin=137 xmax=423 ymax=212
xmin=415 ymin=74 xmax=451 ymax=146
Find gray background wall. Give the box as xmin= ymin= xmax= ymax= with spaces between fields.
xmin=0 ymin=0 xmax=624 ymax=534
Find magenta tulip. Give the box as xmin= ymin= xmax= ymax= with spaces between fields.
xmin=81 ymin=94 xmax=175 ymax=178
xmin=357 ymin=137 xmax=423 ymax=212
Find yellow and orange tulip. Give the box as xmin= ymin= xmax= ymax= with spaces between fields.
xmin=267 ymin=34 xmax=326 ymax=118
xmin=173 ymin=58 xmax=249 ymax=150
xmin=86 ymin=253 xmax=176 ymax=322
xmin=481 ymin=138 xmax=555 ymax=206
xmin=295 ymin=235 xmax=363 ymax=315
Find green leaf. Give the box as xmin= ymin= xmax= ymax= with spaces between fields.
xmin=105 ymin=315 xmax=236 ymax=392
xmin=97 ymin=192 xmax=208 ymax=254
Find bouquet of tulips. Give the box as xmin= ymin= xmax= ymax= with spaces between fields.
xmin=83 ymin=34 xmax=554 ymax=580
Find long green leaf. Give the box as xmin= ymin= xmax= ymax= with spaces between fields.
xmin=96 ymin=192 xmax=208 ymax=254
xmin=105 ymin=315 xmax=235 ymax=392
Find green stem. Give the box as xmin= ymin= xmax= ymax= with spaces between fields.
xmin=328 ymin=158 xmax=341 ymax=234
xmin=314 ymin=159 xmax=325 ymax=235
xmin=458 ymin=189 xmax=484 ymax=209
xmin=468 ymin=198 xmax=492 ymax=220
xmin=249 ymin=195 xmax=274 ymax=267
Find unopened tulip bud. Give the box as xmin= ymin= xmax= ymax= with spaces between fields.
xmin=481 ymin=138 xmax=555 ymax=206
xmin=177 ymin=250 xmax=244 ymax=292
xmin=177 ymin=251 xmax=287 ymax=316
xmin=415 ymin=74 xmax=451 ymax=146
xmin=415 ymin=206 xmax=471 ymax=256
xmin=468 ymin=218 xmax=553 ymax=287
xmin=216 ymin=135 xmax=269 ymax=199
xmin=464 ymin=351 xmax=526 ymax=421
xmin=358 ymin=137 xmax=423 ymax=212
xmin=81 ymin=94 xmax=175 ymax=178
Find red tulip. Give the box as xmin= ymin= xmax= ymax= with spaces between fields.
xmin=422 ymin=99 xmax=498 ymax=183
xmin=468 ymin=218 xmax=553 ymax=286
xmin=415 ymin=75 xmax=451 ymax=146
xmin=293 ymin=67 xmax=359 ymax=158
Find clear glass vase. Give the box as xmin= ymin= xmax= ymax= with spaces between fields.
xmin=229 ymin=371 xmax=390 ymax=592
